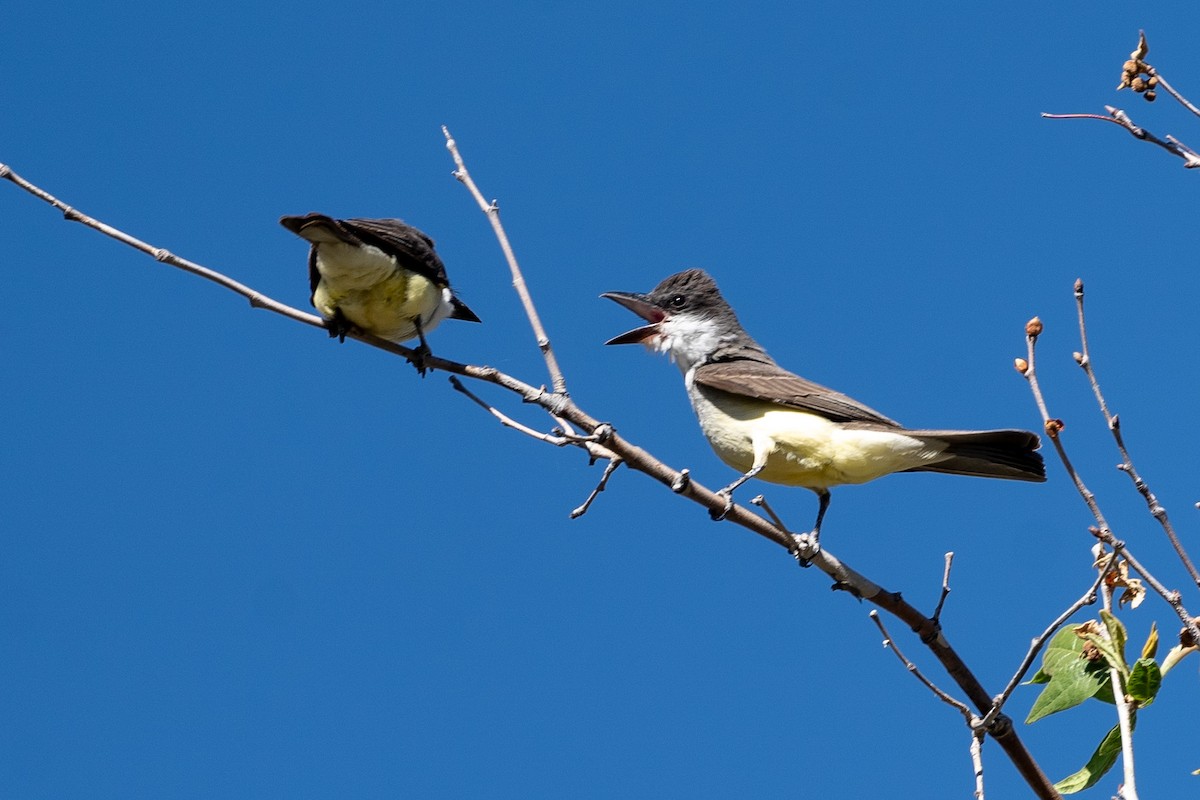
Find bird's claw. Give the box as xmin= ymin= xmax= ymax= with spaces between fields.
xmin=408 ymin=344 xmax=432 ymax=377
xmin=709 ymin=491 xmax=734 ymax=522
xmin=791 ymin=531 xmax=821 ymax=567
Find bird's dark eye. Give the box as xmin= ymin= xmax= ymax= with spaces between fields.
xmin=669 ymin=294 xmax=687 ymax=309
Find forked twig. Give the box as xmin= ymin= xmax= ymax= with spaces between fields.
xmin=932 ymin=552 xmax=954 ymax=626
xmin=870 ymin=611 xmax=987 ymax=798
xmin=442 ymin=126 xmax=568 ymax=394
xmin=1020 ymin=307 xmax=1200 ymax=648
xmin=570 ymin=457 xmax=624 ymax=519
xmin=1041 ymin=108 xmax=1200 ymax=168
xmin=1073 ymin=279 xmax=1200 ymax=590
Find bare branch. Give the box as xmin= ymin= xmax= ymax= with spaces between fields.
xmin=570 ymin=457 xmax=623 ymax=519
xmin=441 ymin=126 xmax=569 ymax=394
xmin=1041 ymin=108 xmax=1200 ymax=168
xmin=3 ymin=159 xmax=1061 ymax=800
xmin=870 ymin=611 xmax=973 ymax=716
xmin=1019 ymin=317 xmax=1113 ymax=533
xmin=870 ymin=610 xmax=991 ymax=798
xmin=1021 ymin=305 xmax=1200 ymax=650
xmin=1147 ymin=69 xmax=1200 ymax=118
xmin=971 ymin=728 xmax=986 ymax=800
xmin=449 ymin=375 xmax=575 ymax=445
xmin=932 ymin=551 xmax=954 ymax=626
xmin=1072 ymin=279 xmax=1200 ymax=590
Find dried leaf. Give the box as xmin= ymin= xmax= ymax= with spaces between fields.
xmin=1131 ymin=30 xmax=1149 ymax=62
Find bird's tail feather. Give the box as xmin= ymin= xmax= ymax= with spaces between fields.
xmin=904 ymin=429 xmax=1046 ymax=482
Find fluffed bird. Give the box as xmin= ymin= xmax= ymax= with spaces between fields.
xmin=279 ymin=213 xmax=480 ymax=365
xmin=602 ymin=269 xmax=1044 ymax=545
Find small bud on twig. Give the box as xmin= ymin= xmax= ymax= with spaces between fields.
xmin=1072 ymin=351 xmax=1084 ymax=365
xmin=1013 ymin=357 xmax=1029 ymax=375
xmin=1025 ymin=317 xmax=1043 ymax=338
xmin=1044 ymin=418 xmax=1065 ymax=438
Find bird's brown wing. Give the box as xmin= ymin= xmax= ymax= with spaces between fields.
xmin=692 ymin=359 xmax=902 ymax=427
xmin=340 ymin=217 xmax=450 ymax=287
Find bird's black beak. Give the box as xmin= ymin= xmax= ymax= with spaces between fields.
xmin=601 ymin=291 xmax=666 ymax=345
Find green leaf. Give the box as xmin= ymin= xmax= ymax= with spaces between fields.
xmin=1026 ymin=628 xmax=1110 ymax=723
xmin=1141 ymin=622 xmax=1159 ymax=661
xmin=1127 ymin=658 xmax=1162 ymax=706
xmin=1055 ymin=722 xmax=1128 ymax=794
xmin=1027 ymin=667 xmax=1051 ymax=684
xmin=1100 ymin=610 xmax=1129 ymax=672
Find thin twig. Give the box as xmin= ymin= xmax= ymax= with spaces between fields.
xmin=449 ymin=376 xmax=573 ymax=445
xmin=1022 ymin=309 xmax=1200 ymax=650
xmin=1145 ymin=68 xmax=1200 ymax=118
xmin=1041 ymin=108 xmax=1200 ymax=168
xmin=1093 ymin=530 xmax=1200 ymax=647
xmin=932 ymin=552 xmax=954 ymax=626
xmin=871 ymin=610 xmax=991 ymax=797
xmin=570 ymin=457 xmax=624 ymax=519
xmin=1020 ymin=320 xmax=1113 ymax=533
xmin=749 ymin=495 xmax=789 ymax=531
xmin=441 ymin=127 xmax=569 ymax=394
xmin=983 ymin=552 xmax=1114 ymax=725
xmin=3 ymin=159 xmax=1062 ymax=800
xmin=971 ymin=728 xmax=986 ymax=800
xmin=869 ymin=611 xmax=973 ymax=715
xmin=1073 ymin=279 xmax=1200 ymax=590
xmin=1100 ymin=579 xmax=1139 ymax=800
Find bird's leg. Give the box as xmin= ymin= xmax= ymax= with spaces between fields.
xmin=710 ymin=464 xmax=764 ymax=521
xmin=790 ymin=490 xmax=830 ymax=568
xmin=409 ymin=317 xmax=432 ymax=377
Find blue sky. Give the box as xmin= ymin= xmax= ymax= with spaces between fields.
xmin=4 ymin=1 xmax=1199 ymax=797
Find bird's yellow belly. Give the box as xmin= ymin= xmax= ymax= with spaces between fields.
xmin=313 ymin=242 xmax=441 ymax=342
xmin=690 ymin=386 xmax=944 ymax=490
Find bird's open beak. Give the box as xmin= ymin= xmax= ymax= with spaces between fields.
xmin=601 ymin=291 xmax=666 ymax=345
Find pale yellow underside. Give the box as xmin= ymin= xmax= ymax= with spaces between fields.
xmin=689 ymin=383 xmax=949 ymax=491
xmin=312 ymin=241 xmax=442 ymax=343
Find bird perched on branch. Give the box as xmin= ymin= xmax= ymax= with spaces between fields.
xmin=279 ymin=213 xmax=480 ymax=368
xmin=603 ymin=269 xmax=1045 ymax=548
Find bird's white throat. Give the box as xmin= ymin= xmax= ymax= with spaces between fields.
xmin=651 ymin=313 xmax=736 ymax=374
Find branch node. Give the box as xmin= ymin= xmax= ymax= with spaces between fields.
xmin=671 ymin=469 xmax=691 ymax=493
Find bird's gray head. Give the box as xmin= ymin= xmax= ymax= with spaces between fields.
xmin=602 ymin=269 xmax=759 ymax=372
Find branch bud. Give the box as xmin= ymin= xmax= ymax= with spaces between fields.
xmin=1044 ymin=418 xmax=1065 ymax=438
xmin=1072 ymin=351 xmax=1084 ymax=364
xmin=1122 ymin=59 xmax=1139 ymax=74
xmin=1181 ymin=617 xmax=1200 ymax=649
xmin=1025 ymin=317 xmax=1044 ymax=338
xmin=1131 ymin=76 xmax=1146 ymax=92
xmin=1144 ymin=90 xmax=1156 ymax=102
xmin=1074 ymin=277 xmax=1084 ymax=294
xmin=1013 ymin=357 xmax=1029 ymax=375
